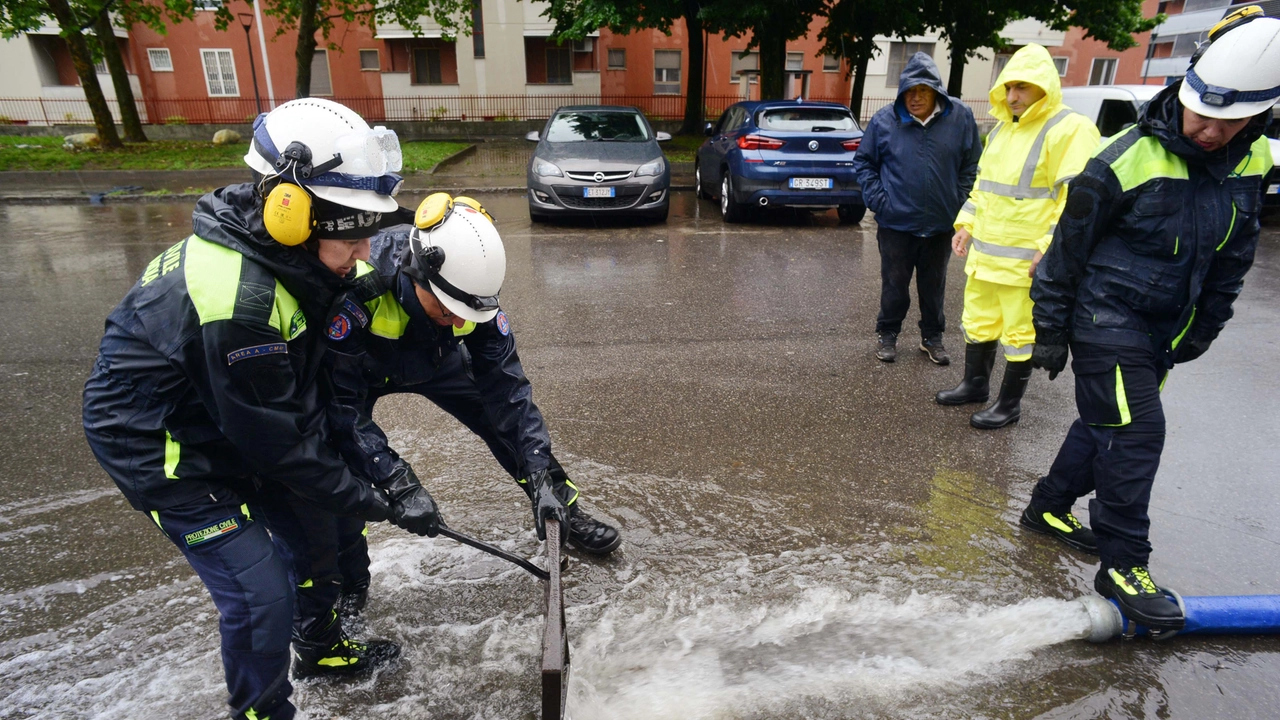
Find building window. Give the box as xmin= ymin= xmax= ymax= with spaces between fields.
xmin=654 ymin=49 xmax=681 ymax=94
xmin=413 ymin=47 xmax=443 ymax=84
xmin=1089 ymin=57 xmax=1117 ymax=86
xmin=148 ymin=48 xmax=173 ymax=72
xmin=359 ymin=49 xmax=379 ymax=71
xmin=608 ymin=48 xmax=626 ymax=69
xmin=310 ymin=49 xmax=332 ymax=95
xmin=200 ymin=49 xmax=238 ymax=96
xmin=94 ymin=58 xmax=107 ymax=74
xmin=823 ymin=54 xmax=840 ymax=72
xmin=732 ymin=49 xmax=759 ymax=84
xmin=471 ymin=0 xmax=484 ymax=58
xmin=886 ymin=42 xmax=934 ymax=87
xmin=194 ymin=0 xmax=222 ymax=9
xmin=785 ymin=51 xmax=804 ymax=72
xmin=1052 ymin=56 xmax=1069 ymax=77
xmin=547 ymin=46 xmax=572 ymax=83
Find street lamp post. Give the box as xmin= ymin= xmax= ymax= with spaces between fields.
xmin=238 ymin=13 xmax=262 ymax=114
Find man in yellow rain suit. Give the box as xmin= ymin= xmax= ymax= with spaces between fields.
xmin=936 ymin=44 xmax=1100 ymax=429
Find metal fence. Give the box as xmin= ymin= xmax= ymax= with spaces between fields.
xmin=0 ymin=93 xmax=995 ymax=128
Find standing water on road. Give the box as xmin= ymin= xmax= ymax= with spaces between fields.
xmin=3 ymin=195 xmax=1280 ymax=718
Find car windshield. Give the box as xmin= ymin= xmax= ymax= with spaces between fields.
xmin=545 ymin=111 xmax=651 ymax=142
xmin=757 ymin=108 xmax=858 ymax=132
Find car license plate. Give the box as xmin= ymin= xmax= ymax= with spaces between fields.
xmin=584 ymin=186 xmax=616 ymax=198
xmin=1269 ymin=184 xmax=1280 ymax=195
xmin=789 ymin=177 xmax=833 ymax=190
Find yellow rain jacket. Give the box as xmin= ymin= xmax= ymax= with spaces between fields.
xmin=955 ymin=44 xmax=1101 ymax=288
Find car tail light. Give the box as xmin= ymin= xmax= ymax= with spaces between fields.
xmin=841 ymin=139 xmax=861 ymax=152
xmin=738 ymin=135 xmax=785 ymax=150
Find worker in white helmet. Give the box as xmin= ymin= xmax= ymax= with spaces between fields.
xmin=1022 ymin=6 xmax=1278 ymax=632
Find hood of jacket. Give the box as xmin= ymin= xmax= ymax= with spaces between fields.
xmin=989 ymin=44 xmax=1063 ymax=124
xmin=191 ymin=183 xmax=348 ymax=323
xmin=1140 ymin=81 xmax=1268 ymax=181
xmin=894 ymin=52 xmax=952 ymax=122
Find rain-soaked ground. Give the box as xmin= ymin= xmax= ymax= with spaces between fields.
xmin=2 ymin=192 xmax=1280 ymax=719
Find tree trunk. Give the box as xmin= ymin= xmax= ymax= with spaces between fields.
xmin=93 ymin=10 xmax=147 ymax=142
xmin=849 ymin=54 xmax=869 ymax=124
xmin=757 ymin=26 xmax=787 ymax=100
xmin=294 ymin=0 xmax=319 ymax=99
xmin=947 ymin=42 xmax=967 ymax=98
xmin=44 ymin=0 xmax=122 ymax=148
xmin=679 ymin=0 xmax=705 ymax=136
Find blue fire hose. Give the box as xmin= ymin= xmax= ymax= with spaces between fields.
xmin=1078 ymin=593 xmax=1280 ymax=641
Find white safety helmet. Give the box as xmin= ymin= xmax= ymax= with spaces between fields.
xmin=244 ymin=98 xmax=403 ymax=213
xmin=1180 ymin=12 xmax=1280 ymax=120
xmin=403 ymin=204 xmax=506 ymax=323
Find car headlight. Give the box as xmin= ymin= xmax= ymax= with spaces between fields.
xmin=534 ymin=159 xmax=563 ymax=177
xmin=635 ymin=158 xmax=665 ymax=177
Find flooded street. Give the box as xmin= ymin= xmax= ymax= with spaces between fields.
xmin=2 ymin=192 xmax=1279 ymax=719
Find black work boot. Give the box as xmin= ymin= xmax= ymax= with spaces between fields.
xmin=970 ymin=360 xmax=1032 ymax=429
xmin=1095 ymin=566 xmax=1185 ymax=631
xmin=919 ymin=336 xmax=951 ymax=365
xmin=936 ymin=340 xmax=997 ymax=405
xmin=292 ymin=617 xmax=400 ymax=679
xmin=336 ymin=583 xmax=369 ymax=620
xmin=1020 ymin=504 xmax=1098 ymax=554
xmin=566 ymin=507 xmax=622 ymax=555
xmin=876 ymin=332 xmax=898 ymax=362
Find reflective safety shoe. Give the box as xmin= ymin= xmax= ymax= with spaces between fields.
xmin=292 ymin=634 xmax=401 ymax=679
xmin=567 ymin=509 xmax=622 ymax=556
xmin=1095 ymin=566 xmax=1185 ymax=632
xmin=919 ymin=337 xmax=951 ymax=366
xmin=1020 ymin=505 xmax=1098 ymax=554
xmin=876 ymin=333 xmax=898 ymax=363
xmin=336 ymin=585 xmax=368 ymax=620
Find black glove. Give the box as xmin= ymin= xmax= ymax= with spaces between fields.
xmin=359 ymin=487 xmax=392 ymax=523
xmin=1031 ymin=342 xmax=1069 ymax=380
xmin=527 ymin=468 xmax=569 ymax=543
xmin=1172 ymin=338 xmax=1211 ymax=365
xmin=382 ymin=463 xmax=444 ymax=537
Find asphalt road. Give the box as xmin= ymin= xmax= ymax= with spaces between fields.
xmin=1 ymin=192 xmax=1278 ymax=719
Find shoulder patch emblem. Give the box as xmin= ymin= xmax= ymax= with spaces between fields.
xmin=184 ymin=516 xmax=242 ymax=546
xmin=227 ymin=343 xmax=288 ymax=365
xmin=342 ymin=298 xmax=370 ymax=328
xmin=328 ymin=313 xmax=352 ymax=341
xmin=495 ymin=311 xmax=510 ymax=336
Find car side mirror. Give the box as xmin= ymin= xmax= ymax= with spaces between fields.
xmin=525 ymin=131 xmax=540 ymax=142
xmin=703 ymin=122 xmax=714 ymax=137
xmin=655 ymin=131 xmax=672 ymax=142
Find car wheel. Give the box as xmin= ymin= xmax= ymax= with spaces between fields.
xmin=838 ymin=204 xmax=867 ymax=225
xmin=695 ymin=162 xmax=711 ymax=200
xmin=721 ymin=172 xmax=747 ymax=223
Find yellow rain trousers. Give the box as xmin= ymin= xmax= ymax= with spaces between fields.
xmin=955 ymin=44 xmax=1101 ymax=358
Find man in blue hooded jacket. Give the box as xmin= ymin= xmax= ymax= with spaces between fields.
xmin=853 ymin=52 xmax=982 ymax=365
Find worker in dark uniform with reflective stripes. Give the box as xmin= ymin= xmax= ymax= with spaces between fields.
xmin=1022 ymin=8 xmax=1279 ymax=631
xmin=82 ymin=99 xmax=443 ymax=720
xmin=938 ymin=44 xmax=1101 ymax=429
xmin=305 ymin=193 xmax=622 ymax=620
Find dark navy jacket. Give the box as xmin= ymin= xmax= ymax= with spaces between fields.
xmin=82 ymin=184 xmax=382 ymax=516
xmin=852 ymin=52 xmax=982 ymax=236
xmin=1031 ymin=83 xmax=1272 ymax=366
xmin=324 ymin=225 xmax=552 ymax=486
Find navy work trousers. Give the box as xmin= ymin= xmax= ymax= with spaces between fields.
xmin=875 ymin=226 xmax=952 ymax=338
xmin=1030 ymin=342 xmax=1168 ymax=569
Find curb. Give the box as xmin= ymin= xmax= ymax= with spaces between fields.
xmin=426 ymin=144 xmax=479 ymax=174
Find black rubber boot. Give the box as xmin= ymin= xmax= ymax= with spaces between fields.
xmin=336 ymin=583 xmax=368 ymax=620
xmin=292 ymin=615 xmax=400 ymax=679
xmin=1095 ymin=566 xmax=1185 ymax=631
xmin=970 ymin=360 xmax=1032 ymax=429
xmin=936 ymin=340 xmax=997 ymax=405
xmin=1020 ymin=504 xmax=1099 ymax=554
xmin=567 ymin=507 xmax=622 ymax=555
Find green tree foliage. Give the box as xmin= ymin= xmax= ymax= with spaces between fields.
xmin=819 ymin=0 xmax=923 ymax=119
xmin=700 ymin=0 xmax=827 ymax=101
xmin=256 ymin=0 xmax=470 ymax=100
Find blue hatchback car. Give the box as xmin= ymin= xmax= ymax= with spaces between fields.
xmin=696 ymin=100 xmax=866 ymax=224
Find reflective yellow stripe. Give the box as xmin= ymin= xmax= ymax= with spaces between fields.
xmin=367 ymin=291 xmax=410 ymax=339
xmin=150 ymin=510 xmax=163 ymax=530
xmin=361 ymin=525 xmax=369 ymax=537
xmin=240 ymin=503 xmax=251 ymax=522
xmin=1217 ymin=202 xmax=1237 ymax=252
xmin=244 ymin=709 xmax=264 ymax=720
xmin=184 ymin=235 xmax=243 ymax=324
xmin=318 ymin=656 xmax=359 ymax=667
xmin=1171 ymin=307 xmax=1196 ymax=350
xmin=299 ymin=579 xmax=313 ymax=588
xmin=1043 ymin=512 xmax=1074 ymax=533
xmin=163 ymin=431 xmax=180 ymax=479
xmin=453 ymin=320 xmax=476 ymax=337
xmin=1115 ymin=364 xmax=1131 ymax=426
xmin=563 ymin=479 xmax=580 ymax=507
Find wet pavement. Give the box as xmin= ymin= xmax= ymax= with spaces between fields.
xmin=2 ymin=193 xmax=1279 ymax=719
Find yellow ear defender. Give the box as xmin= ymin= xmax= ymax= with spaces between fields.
xmin=263 ymin=182 xmax=317 ymax=246
xmin=453 ymin=196 xmax=495 ymax=223
xmin=415 ymin=192 xmax=454 ymax=231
